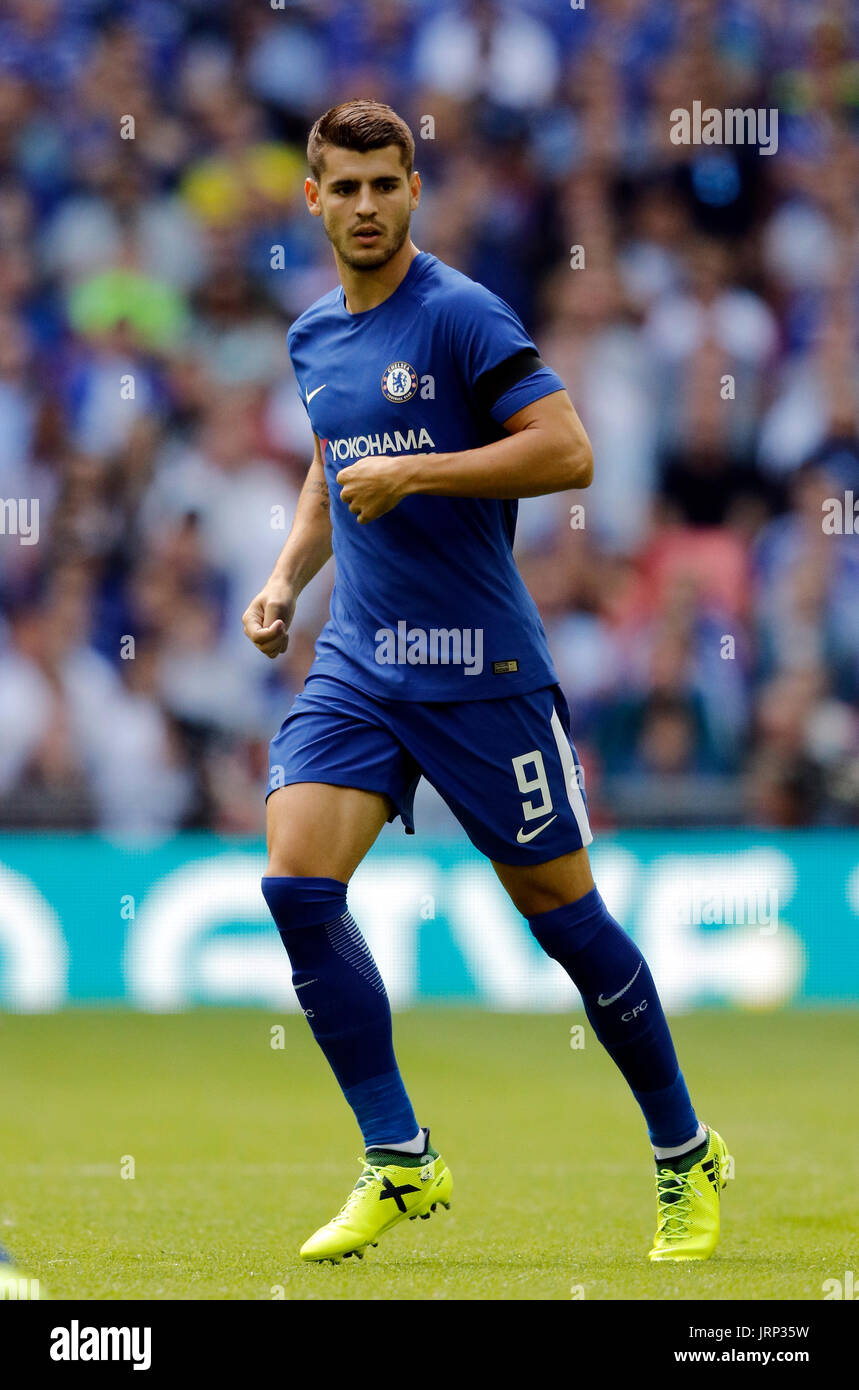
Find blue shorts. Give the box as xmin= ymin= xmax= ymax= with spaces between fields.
xmin=267 ymin=675 xmax=593 ymax=866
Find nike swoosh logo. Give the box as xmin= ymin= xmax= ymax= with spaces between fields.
xmin=597 ymin=961 xmax=642 ymax=1007
xmin=305 ymin=384 xmax=327 ymax=403
xmin=516 ymin=815 xmax=557 ymax=843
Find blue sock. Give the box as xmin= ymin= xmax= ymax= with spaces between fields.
xmin=528 ymin=887 xmax=698 ymax=1148
xmin=261 ymin=876 xmax=418 ymax=1149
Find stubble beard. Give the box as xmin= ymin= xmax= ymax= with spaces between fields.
xmin=326 ymin=208 xmax=411 ymax=273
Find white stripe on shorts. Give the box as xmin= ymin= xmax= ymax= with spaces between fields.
xmin=549 ymin=707 xmax=594 ymax=847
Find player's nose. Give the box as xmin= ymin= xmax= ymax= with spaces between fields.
xmin=355 ymin=184 xmax=378 ymax=216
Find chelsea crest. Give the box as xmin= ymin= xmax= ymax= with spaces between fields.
xmin=381 ymin=361 xmax=418 ymax=403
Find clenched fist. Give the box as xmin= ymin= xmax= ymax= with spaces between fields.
xmin=336 ymin=454 xmax=429 ymax=523
xmin=242 ymin=581 xmax=296 ymax=659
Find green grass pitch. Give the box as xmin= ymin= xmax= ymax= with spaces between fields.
xmin=1 ymin=1009 xmax=856 ymax=1300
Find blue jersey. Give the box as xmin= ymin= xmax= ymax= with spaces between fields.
xmin=287 ymin=251 xmax=566 ymax=700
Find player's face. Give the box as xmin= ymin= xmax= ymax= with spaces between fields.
xmin=307 ymin=146 xmax=420 ymax=271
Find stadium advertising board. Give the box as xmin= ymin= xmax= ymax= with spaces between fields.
xmin=0 ymin=832 xmax=856 ymax=1011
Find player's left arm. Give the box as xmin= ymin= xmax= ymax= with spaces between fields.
xmin=405 ymin=389 xmax=593 ymax=499
xmin=336 ymin=389 xmax=593 ymax=523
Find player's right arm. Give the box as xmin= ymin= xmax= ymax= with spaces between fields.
xmin=242 ymin=434 xmax=333 ymax=659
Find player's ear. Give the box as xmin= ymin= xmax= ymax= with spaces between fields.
xmin=305 ymin=177 xmax=322 ymax=217
xmin=410 ymin=170 xmax=421 ymax=210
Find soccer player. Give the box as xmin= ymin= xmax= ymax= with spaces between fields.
xmin=243 ymin=100 xmax=730 ymax=1264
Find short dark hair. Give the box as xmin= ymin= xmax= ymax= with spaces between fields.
xmin=307 ymin=100 xmax=415 ymax=181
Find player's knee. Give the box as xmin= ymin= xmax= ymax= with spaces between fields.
xmin=508 ymin=876 xmax=595 ymax=919
xmin=511 ymin=884 xmax=578 ymax=917
xmin=498 ymin=848 xmax=595 ymax=918
xmin=266 ymin=850 xmax=313 ymax=879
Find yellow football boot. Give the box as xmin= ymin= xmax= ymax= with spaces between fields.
xmin=648 ymin=1125 xmax=731 ymax=1261
xmin=300 ymin=1134 xmax=453 ymax=1263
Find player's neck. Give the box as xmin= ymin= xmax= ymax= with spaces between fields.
xmin=337 ymin=240 xmax=421 ymax=315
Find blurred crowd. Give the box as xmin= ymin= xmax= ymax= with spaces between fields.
xmin=1 ymin=0 xmax=858 ymax=836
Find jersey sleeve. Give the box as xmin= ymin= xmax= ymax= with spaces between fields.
xmin=446 ymin=280 xmax=566 ymax=424
xmin=286 ymin=326 xmax=311 ymax=419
